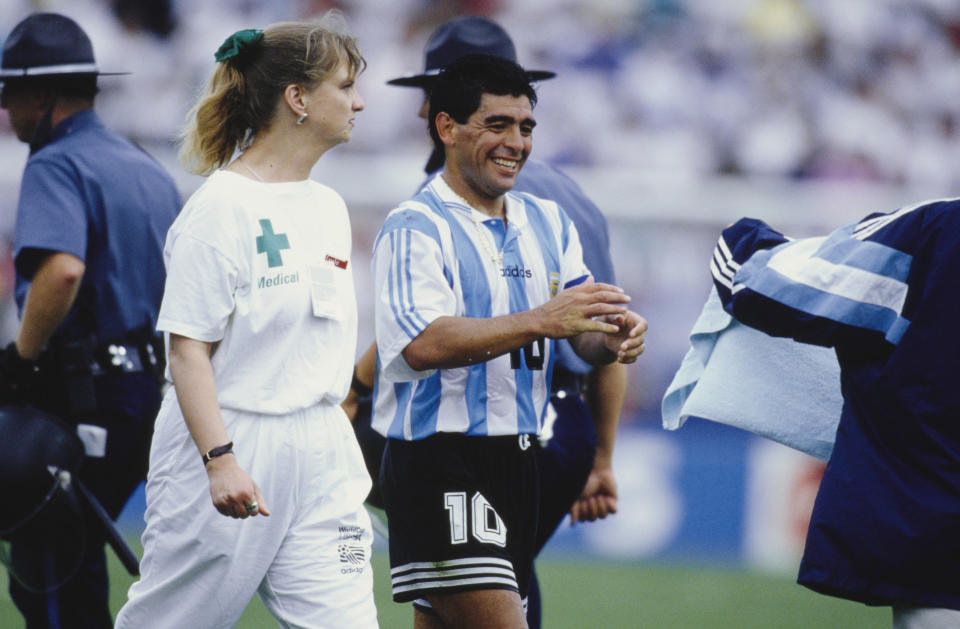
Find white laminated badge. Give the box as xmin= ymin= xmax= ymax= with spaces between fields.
xmin=77 ymin=424 xmax=108 ymax=458
xmin=309 ymin=262 xmax=340 ymax=318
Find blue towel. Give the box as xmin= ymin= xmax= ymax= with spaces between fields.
xmin=661 ymin=287 xmax=842 ymax=461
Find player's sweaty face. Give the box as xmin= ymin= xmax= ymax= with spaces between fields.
xmin=451 ymin=93 xmax=534 ymax=201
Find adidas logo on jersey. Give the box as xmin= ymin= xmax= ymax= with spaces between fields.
xmin=500 ymin=265 xmax=533 ymax=279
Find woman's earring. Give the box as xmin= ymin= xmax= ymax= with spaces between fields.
xmin=297 ymin=113 xmax=308 ymax=125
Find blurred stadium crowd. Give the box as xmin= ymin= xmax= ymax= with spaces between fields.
xmin=1 ymin=0 xmax=959 ymax=416
xmin=3 ymin=0 xmax=960 ymax=189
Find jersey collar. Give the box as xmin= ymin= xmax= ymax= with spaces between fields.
xmin=428 ymin=173 xmax=528 ymax=231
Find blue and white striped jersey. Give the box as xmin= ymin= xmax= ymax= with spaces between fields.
xmin=372 ymin=174 xmax=591 ymax=440
xmin=711 ymin=200 xmax=960 ymax=609
xmin=711 ymin=202 xmax=933 ymax=349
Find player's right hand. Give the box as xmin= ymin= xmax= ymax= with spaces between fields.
xmin=537 ymin=281 xmax=631 ymax=339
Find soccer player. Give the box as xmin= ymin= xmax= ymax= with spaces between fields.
xmin=713 ymin=202 xmax=960 ymax=628
xmin=371 ymin=54 xmax=647 ymax=628
xmin=346 ymin=18 xmax=628 ymax=626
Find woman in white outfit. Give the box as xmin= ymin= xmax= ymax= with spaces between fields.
xmin=116 ymin=13 xmax=377 ymax=629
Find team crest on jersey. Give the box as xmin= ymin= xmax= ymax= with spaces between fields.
xmin=549 ymin=272 xmax=560 ymax=297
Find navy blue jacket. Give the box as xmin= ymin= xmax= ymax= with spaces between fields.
xmin=712 ymin=201 xmax=960 ymax=609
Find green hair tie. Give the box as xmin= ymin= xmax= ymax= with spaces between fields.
xmin=214 ymin=28 xmax=264 ymax=63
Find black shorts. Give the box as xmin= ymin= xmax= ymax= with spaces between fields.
xmin=380 ymin=433 xmax=540 ymax=604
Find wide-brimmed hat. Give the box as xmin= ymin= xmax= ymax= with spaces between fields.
xmin=388 ymin=16 xmax=555 ymax=88
xmin=0 ymin=13 xmax=127 ymax=82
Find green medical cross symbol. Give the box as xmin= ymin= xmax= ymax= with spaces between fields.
xmin=256 ymin=219 xmax=290 ymax=268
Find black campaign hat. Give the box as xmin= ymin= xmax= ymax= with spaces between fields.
xmin=387 ymin=16 xmax=555 ymax=88
xmin=0 ymin=13 xmax=127 ymax=82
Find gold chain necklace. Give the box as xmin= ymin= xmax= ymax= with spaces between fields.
xmin=472 ymin=215 xmax=504 ymax=267
xmin=448 ymin=188 xmax=504 ymax=267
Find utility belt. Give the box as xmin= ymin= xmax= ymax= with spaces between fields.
xmin=52 ymin=335 xmax=162 ymax=377
xmin=92 ymin=340 xmax=161 ymax=376
xmin=41 ymin=333 xmax=164 ymax=417
xmin=550 ymin=366 xmax=585 ymax=397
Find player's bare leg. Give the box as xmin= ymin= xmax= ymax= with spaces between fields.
xmin=415 ymin=589 xmax=528 ymax=629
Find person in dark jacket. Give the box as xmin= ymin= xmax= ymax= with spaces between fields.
xmin=713 ymin=200 xmax=960 ymax=629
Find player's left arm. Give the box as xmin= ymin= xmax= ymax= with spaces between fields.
xmin=568 ymin=309 xmax=647 ymax=365
xmin=555 ymin=205 xmax=647 ymax=366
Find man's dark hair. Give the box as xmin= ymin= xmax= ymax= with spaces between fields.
xmin=427 ymin=54 xmax=537 ymax=157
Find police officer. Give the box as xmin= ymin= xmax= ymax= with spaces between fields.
xmin=0 ymin=12 xmax=180 ymax=628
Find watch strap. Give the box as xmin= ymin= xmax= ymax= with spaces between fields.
xmin=202 ymin=441 xmax=234 ymax=465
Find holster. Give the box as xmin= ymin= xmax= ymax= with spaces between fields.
xmin=45 ymin=337 xmax=98 ymax=418
xmin=40 ymin=331 xmax=166 ymax=419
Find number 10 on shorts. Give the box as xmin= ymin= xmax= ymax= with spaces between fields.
xmin=444 ymin=492 xmax=507 ymax=547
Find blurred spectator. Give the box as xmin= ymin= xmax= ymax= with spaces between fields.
xmin=2 ymin=1 xmax=960 ymax=196
xmin=111 ymin=0 xmax=177 ymax=37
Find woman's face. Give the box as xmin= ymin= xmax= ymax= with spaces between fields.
xmin=302 ymin=60 xmax=364 ymax=149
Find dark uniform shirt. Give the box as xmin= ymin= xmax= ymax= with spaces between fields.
xmin=14 ymin=109 xmax=180 ymax=345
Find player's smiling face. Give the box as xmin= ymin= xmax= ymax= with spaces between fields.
xmin=450 ymin=93 xmax=535 ymax=204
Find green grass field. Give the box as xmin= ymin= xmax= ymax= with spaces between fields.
xmin=1 ymin=542 xmax=890 ymax=628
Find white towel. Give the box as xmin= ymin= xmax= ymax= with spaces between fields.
xmin=661 ymin=287 xmax=842 ymax=461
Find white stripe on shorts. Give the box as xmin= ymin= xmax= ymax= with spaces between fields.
xmin=391 ymin=556 xmax=518 ymax=595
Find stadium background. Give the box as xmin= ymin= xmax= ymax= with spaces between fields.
xmin=1 ymin=0 xmax=957 ymax=626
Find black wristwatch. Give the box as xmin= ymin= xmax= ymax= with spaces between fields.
xmin=202 ymin=442 xmax=233 ymax=465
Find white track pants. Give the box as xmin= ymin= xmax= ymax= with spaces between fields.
xmin=116 ymin=394 xmax=378 ymax=629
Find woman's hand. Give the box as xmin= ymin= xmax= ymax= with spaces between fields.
xmin=205 ymin=454 xmax=270 ymax=518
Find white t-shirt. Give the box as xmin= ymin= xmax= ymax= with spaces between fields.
xmin=157 ymin=169 xmax=357 ymax=414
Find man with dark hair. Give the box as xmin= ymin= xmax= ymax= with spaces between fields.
xmin=371 ymin=53 xmax=647 ymax=628
xmin=0 ymin=12 xmax=180 ymax=627
xmin=425 ymin=56 xmax=538 ymax=145
xmin=345 ymin=17 xmax=627 ymax=628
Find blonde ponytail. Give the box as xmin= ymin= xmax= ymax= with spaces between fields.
xmin=178 ymin=11 xmax=365 ymax=175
